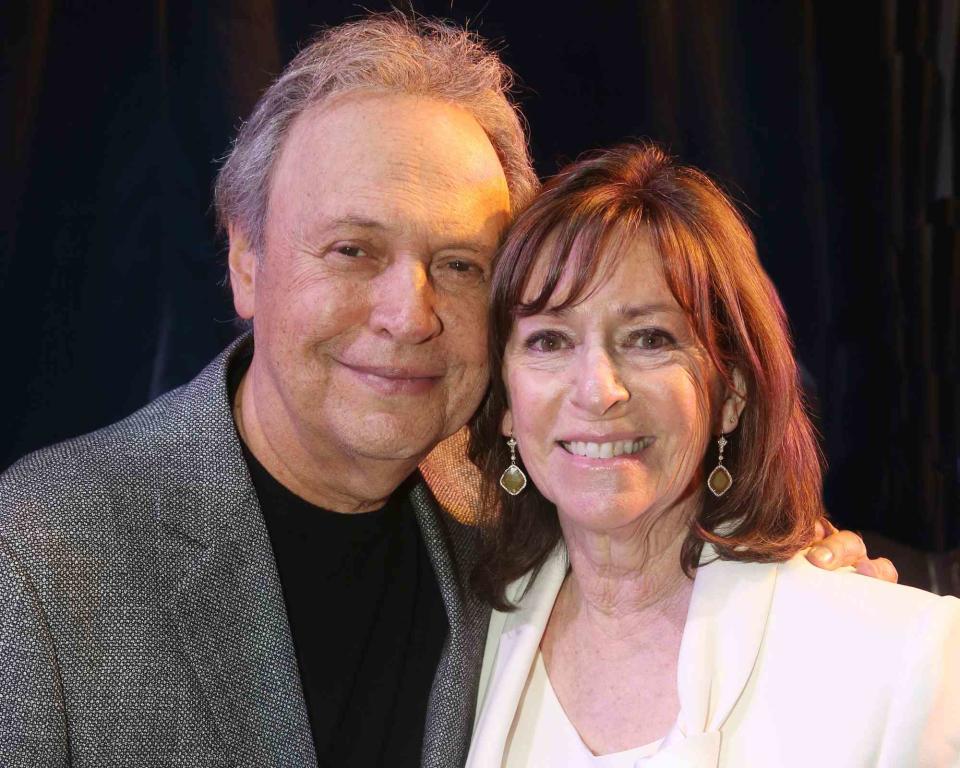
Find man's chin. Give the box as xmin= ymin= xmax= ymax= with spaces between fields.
xmin=347 ymin=418 xmax=451 ymax=464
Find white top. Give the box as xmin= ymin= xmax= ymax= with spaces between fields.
xmin=504 ymin=651 xmax=662 ymax=767
xmin=469 ymin=545 xmax=960 ymax=767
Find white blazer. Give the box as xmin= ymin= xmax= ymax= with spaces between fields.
xmin=468 ymin=545 xmax=960 ymax=767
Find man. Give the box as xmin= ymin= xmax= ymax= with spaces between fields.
xmin=0 ymin=12 xmax=894 ymax=768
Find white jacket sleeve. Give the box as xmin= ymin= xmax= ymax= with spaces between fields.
xmin=878 ymin=593 xmax=960 ymax=767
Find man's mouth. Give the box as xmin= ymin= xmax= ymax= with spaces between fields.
xmin=339 ymin=361 xmax=443 ymax=394
xmin=559 ymin=437 xmax=654 ymax=459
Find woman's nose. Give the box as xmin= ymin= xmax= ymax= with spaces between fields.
xmin=570 ymin=346 xmax=629 ymax=414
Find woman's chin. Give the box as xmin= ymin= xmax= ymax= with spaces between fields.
xmin=552 ymin=487 xmax=697 ymax=541
xmin=556 ymin=496 xmax=660 ymax=534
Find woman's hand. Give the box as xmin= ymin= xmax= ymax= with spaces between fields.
xmin=806 ymin=520 xmax=899 ymax=582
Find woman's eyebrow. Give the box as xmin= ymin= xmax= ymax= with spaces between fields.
xmin=528 ymin=301 xmax=680 ymax=320
xmin=614 ymin=302 xmax=682 ymax=319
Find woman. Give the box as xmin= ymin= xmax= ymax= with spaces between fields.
xmin=466 ymin=142 xmax=960 ymax=766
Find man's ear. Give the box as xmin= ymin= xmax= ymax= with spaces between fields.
xmin=228 ymin=224 xmax=257 ymax=320
xmin=500 ymin=408 xmax=514 ymax=438
xmin=719 ymin=367 xmax=748 ymax=434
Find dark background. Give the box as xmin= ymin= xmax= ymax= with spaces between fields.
xmin=3 ymin=1 xmax=958 ymax=584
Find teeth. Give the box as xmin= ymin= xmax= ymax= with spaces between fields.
xmin=561 ymin=438 xmax=651 ymax=458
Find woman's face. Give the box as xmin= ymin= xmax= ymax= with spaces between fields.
xmin=501 ymin=231 xmax=734 ymax=533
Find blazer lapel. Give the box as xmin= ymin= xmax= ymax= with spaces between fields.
xmin=410 ymin=479 xmax=491 ymax=768
xmin=660 ymin=547 xmax=779 ymax=760
xmin=467 ymin=546 xmax=567 ymax=768
xmin=153 ymin=336 xmax=316 ymax=767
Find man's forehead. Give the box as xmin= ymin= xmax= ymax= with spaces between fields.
xmin=264 ymin=92 xmax=510 ymax=247
xmin=267 ymin=91 xmax=511 ymax=234
xmin=280 ymin=91 xmax=509 ymax=188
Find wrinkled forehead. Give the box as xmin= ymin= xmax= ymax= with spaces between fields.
xmin=517 ymin=223 xmax=658 ymax=314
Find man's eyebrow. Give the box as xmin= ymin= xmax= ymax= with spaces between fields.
xmin=325 ymin=217 xmax=488 ymax=252
xmin=327 ymin=215 xmax=389 ymax=231
xmin=439 ymin=240 xmax=487 ymax=253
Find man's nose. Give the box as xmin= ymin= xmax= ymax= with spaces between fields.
xmin=570 ymin=346 xmax=630 ymax=415
xmin=368 ymin=260 xmax=442 ymax=343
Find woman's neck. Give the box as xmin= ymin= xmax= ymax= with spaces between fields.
xmin=541 ymin=503 xmax=696 ymax=754
xmin=558 ymin=502 xmax=693 ymax=628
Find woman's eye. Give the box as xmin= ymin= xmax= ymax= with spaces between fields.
xmin=630 ymin=329 xmax=674 ymax=350
xmin=524 ymin=331 xmax=570 ymax=352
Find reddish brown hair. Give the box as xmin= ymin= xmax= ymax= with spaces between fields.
xmin=469 ymin=142 xmax=824 ymax=610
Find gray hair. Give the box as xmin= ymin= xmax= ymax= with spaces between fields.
xmin=214 ymin=11 xmax=540 ymax=256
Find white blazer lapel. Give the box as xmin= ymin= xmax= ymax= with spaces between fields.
xmin=663 ymin=549 xmax=779 ymax=752
xmin=468 ymin=546 xmax=567 ymax=768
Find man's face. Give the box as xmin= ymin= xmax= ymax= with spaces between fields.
xmin=230 ymin=91 xmax=511 ymax=465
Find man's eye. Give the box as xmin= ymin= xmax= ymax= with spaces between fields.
xmin=524 ymin=331 xmax=570 ymax=352
xmin=433 ymin=258 xmax=487 ymax=285
xmin=334 ymin=245 xmax=366 ymax=258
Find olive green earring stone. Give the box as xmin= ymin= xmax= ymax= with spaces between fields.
xmin=499 ymin=465 xmax=527 ymax=496
xmin=707 ymin=464 xmax=732 ymax=497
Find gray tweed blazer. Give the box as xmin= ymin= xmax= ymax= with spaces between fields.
xmin=0 ymin=335 xmax=489 ymax=768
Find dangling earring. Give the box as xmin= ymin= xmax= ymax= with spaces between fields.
xmin=707 ymin=433 xmax=733 ymax=497
xmin=499 ymin=436 xmax=527 ymax=496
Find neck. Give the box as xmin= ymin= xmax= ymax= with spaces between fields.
xmin=558 ymin=500 xmax=695 ymax=630
xmin=233 ymin=363 xmax=423 ymax=513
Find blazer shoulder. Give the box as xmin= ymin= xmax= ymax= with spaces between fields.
xmin=0 ymin=333 xmax=248 ymax=537
xmin=774 ymin=551 xmax=958 ymax=639
xmin=772 ymin=557 xmax=960 ymax=764
xmin=0 ymin=386 xmax=183 ymax=520
xmin=0 ymin=385 xmax=193 ymax=601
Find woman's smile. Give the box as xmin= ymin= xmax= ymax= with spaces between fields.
xmin=558 ymin=436 xmax=655 ymax=459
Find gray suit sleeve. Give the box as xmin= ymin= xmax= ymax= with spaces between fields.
xmin=0 ymin=534 xmax=70 ymax=767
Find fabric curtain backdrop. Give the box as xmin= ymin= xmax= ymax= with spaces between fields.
xmin=3 ymin=0 xmax=958 ymax=585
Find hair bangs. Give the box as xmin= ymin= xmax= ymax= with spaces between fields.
xmin=513 ymin=200 xmax=646 ymax=320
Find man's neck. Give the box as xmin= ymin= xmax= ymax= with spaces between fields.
xmin=233 ymin=367 xmax=423 ymax=513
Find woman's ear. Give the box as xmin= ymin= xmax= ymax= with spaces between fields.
xmin=719 ymin=368 xmax=748 ymax=433
xmin=500 ymin=409 xmax=514 ymax=438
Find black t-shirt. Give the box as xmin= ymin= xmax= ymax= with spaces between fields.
xmin=232 ymin=370 xmax=448 ymax=766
